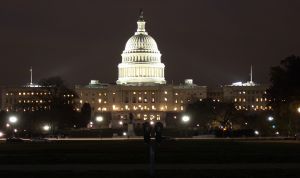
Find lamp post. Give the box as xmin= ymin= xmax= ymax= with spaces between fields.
xmin=95 ymin=116 xmax=104 ymax=138
xmin=8 ymin=116 xmax=18 ymax=137
xmin=42 ymin=124 xmax=51 ymax=137
xmin=182 ymin=115 xmax=190 ymax=137
xmin=296 ymin=107 xmax=300 ymax=133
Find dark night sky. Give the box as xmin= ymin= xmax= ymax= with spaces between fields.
xmin=0 ymin=0 xmax=300 ymax=87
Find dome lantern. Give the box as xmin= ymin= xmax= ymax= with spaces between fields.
xmin=136 ymin=9 xmax=147 ymax=35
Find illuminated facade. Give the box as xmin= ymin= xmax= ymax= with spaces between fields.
xmin=76 ymin=80 xmax=206 ymax=128
xmin=1 ymin=85 xmax=53 ymax=112
xmin=0 ymin=11 xmax=271 ymax=129
xmin=208 ymin=81 xmax=271 ymax=111
xmin=116 ymin=10 xmax=166 ymax=85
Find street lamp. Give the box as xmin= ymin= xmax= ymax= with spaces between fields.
xmin=95 ymin=116 xmax=104 ymax=138
xmin=43 ymin=125 xmax=50 ymax=131
xmin=96 ymin=116 xmax=103 ymax=122
xmin=8 ymin=116 xmax=18 ymax=137
xmin=181 ymin=115 xmax=190 ymax=137
xmin=297 ymin=107 xmax=300 ymax=113
xmin=267 ymin=116 xmax=274 ymax=122
xmin=9 ymin=116 xmax=18 ymax=124
xmin=182 ymin=115 xmax=190 ymax=123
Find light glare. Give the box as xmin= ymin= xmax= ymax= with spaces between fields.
xmin=267 ymin=116 xmax=274 ymax=122
xmin=43 ymin=125 xmax=50 ymax=131
xmin=96 ymin=116 xmax=103 ymax=122
xmin=9 ymin=116 xmax=18 ymax=123
xmin=182 ymin=115 xmax=190 ymax=123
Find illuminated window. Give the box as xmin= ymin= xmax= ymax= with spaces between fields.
xmin=151 ymin=98 xmax=155 ymax=103
xmin=157 ymin=115 xmax=160 ymax=120
xmin=164 ymin=91 xmax=167 ymax=94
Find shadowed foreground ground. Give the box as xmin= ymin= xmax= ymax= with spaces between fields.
xmin=0 ymin=139 xmax=300 ymax=177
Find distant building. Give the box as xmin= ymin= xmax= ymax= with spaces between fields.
xmin=1 ymin=84 xmax=52 ymax=112
xmin=0 ymin=68 xmax=75 ymax=112
xmin=208 ymin=80 xmax=271 ymax=111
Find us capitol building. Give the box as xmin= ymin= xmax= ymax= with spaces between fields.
xmin=75 ymin=11 xmax=270 ymax=128
xmin=1 ymin=11 xmax=271 ymax=129
xmin=75 ymin=11 xmax=206 ymax=128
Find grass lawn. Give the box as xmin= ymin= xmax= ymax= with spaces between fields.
xmin=0 ymin=170 xmax=300 ymax=178
xmin=1 ymin=139 xmax=300 ymax=177
xmin=0 ymin=139 xmax=300 ymax=164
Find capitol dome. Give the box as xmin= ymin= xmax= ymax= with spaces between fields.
xmin=116 ymin=10 xmax=166 ymax=85
xmin=124 ymin=34 xmax=159 ymax=53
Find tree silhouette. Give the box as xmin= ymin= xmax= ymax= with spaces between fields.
xmin=80 ymin=103 xmax=92 ymax=128
xmin=267 ymin=55 xmax=300 ymax=135
xmin=38 ymin=76 xmax=78 ymax=129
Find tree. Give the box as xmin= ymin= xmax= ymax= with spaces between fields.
xmin=80 ymin=103 xmax=92 ymax=128
xmin=185 ymin=98 xmax=236 ymax=133
xmin=267 ymin=55 xmax=300 ymax=135
xmin=38 ymin=76 xmax=79 ymax=129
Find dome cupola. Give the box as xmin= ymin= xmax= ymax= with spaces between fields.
xmin=116 ymin=10 xmax=166 ymax=85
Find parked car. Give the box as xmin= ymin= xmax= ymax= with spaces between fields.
xmin=6 ymin=137 xmax=24 ymax=143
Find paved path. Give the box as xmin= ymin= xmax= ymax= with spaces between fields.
xmin=0 ymin=163 xmax=299 ymax=171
